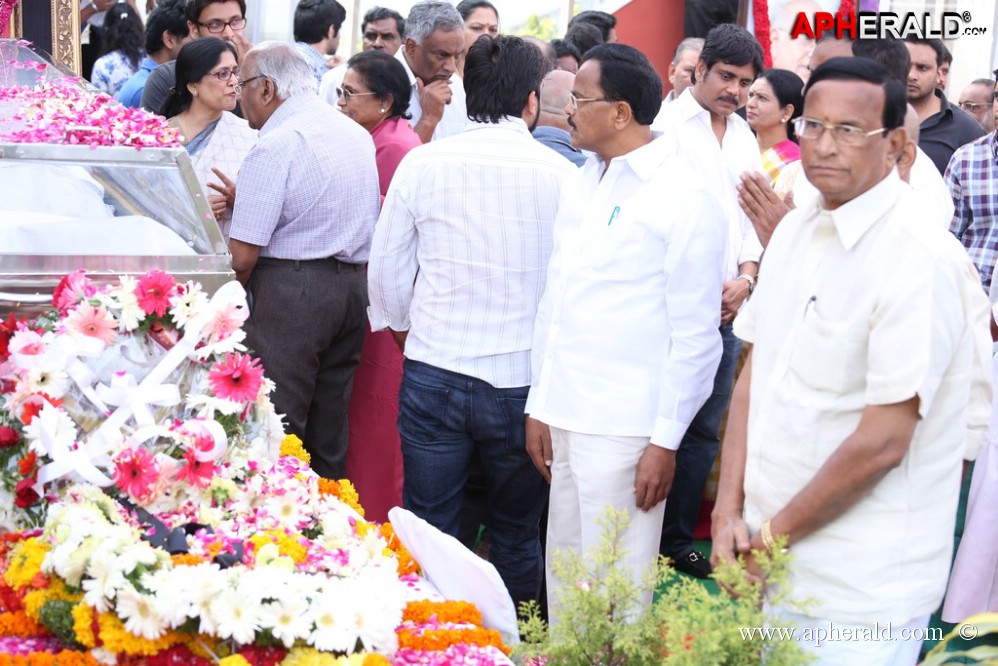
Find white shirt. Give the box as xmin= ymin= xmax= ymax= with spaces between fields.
xmin=652 ymin=88 xmax=764 ymax=280
xmin=791 ymin=146 xmax=955 ymax=227
xmin=395 ymin=50 xmax=468 ymax=141
xmin=526 ymin=136 xmax=728 ymax=450
xmin=735 ymin=171 xmax=991 ymax=624
xmin=368 ymin=118 xmax=574 ymax=388
xmin=319 ymin=63 xmax=346 ymax=107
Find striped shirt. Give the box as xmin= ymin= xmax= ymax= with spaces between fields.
xmin=368 ymin=118 xmax=575 ymax=388
xmin=947 ymin=131 xmax=998 ymax=291
xmin=229 ymin=93 xmax=381 ymax=263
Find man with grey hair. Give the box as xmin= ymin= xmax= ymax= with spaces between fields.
xmin=398 ymin=1 xmax=469 ymax=142
xmin=665 ymin=37 xmax=703 ymax=103
xmin=532 ymin=69 xmax=585 ymax=166
xmin=958 ymin=78 xmax=996 ymax=133
xmin=229 ymin=41 xmax=381 ymax=479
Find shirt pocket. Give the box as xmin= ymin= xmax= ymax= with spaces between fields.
xmin=789 ymin=310 xmax=868 ymax=394
xmin=584 ymin=217 xmax=654 ymax=281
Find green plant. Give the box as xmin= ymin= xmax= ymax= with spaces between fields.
xmin=515 ymin=508 xmax=811 ymax=665
xmin=921 ymin=613 xmax=998 ymax=665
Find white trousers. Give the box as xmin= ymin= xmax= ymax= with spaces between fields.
xmin=771 ymin=607 xmax=930 ymax=665
xmin=546 ymin=427 xmax=666 ymax=622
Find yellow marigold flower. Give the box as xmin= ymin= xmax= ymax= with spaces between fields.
xmin=95 ymin=611 xmax=185 ymax=656
xmin=219 ymin=656 xmax=252 ymax=666
xmin=317 ymin=478 xmax=366 ymax=517
xmin=3 ymin=538 xmax=49 ymax=590
xmin=280 ymin=647 xmax=336 ymax=666
xmin=72 ymin=603 xmax=96 ymax=648
xmin=280 ymin=434 xmax=311 ymax=464
xmin=362 ymin=655 xmax=391 ymax=666
xmin=23 ymin=578 xmax=81 ymax=620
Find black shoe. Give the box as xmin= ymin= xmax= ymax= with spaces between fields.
xmin=672 ymin=550 xmax=712 ymax=579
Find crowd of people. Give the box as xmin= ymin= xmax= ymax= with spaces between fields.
xmin=74 ymin=1 xmax=998 ymax=663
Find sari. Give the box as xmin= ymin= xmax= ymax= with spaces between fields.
xmin=760 ymin=139 xmax=801 ymax=187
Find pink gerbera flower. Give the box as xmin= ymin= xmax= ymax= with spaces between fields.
xmin=52 ymin=270 xmax=95 ymax=316
xmin=113 ymin=447 xmax=160 ymax=500
xmin=65 ymin=303 xmax=118 ymax=345
xmin=135 ymin=270 xmax=177 ymax=317
xmin=208 ymin=352 xmax=264 ymax=403
xmin=176 ymin=448 xmax=217 ymax=489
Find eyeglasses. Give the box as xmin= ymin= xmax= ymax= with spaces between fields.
xmin=208 ymin=67 xmax=239 ymax=82
xmin=793 ymin=117 xmax=887 ymax=146
xmin=235 ymin=75 xmax=268 ymax=90
xmin=336 ymin=88 xmax=378 ymax=101
xmin=197 ymin=17 xmax=247 ymax=33
xmin=569 ymin=92 xmax=611 ymax=110
xmin=958 ymin=100 xmax=993 ymax=112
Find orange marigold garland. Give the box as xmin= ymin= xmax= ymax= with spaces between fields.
xmin=317 ymin=478 xmax=365 ymax=517
xmin=0 ymin=651 xmax=100 ymax=666
xmin=380 ymin=524 xmax=420 ymax=577
xmin=396 ymin=626 xmax=511 ymax=655
xmin=402 ymin=600 xmax=482 ymax=626
xmin=0 ymin=611 xmax=44 ymax=638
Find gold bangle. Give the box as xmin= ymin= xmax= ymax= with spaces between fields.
xmin=760 ymin=519 xmax=777 ymax=551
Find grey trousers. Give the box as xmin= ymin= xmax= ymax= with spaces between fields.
xmin=244 ymin=257 xmax=368 ymax=479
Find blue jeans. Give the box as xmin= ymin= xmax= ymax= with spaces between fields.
xmin=398 ymin=360 xmax=549 ymax=609
xmin=660 ymin=323 xmax=742 ymax=558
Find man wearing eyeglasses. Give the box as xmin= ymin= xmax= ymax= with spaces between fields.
xmin=140 ymin=0 xmax=252 ymax=115
xmin=713 ymin=57 xmax=990 ymax=663
xmin=957 ymin=79 xmax=996 ymax=134
xmin=650 ymin=23 xmax=764 ymax=582
xmin=320 ymin=7 xmax=405 ymax=107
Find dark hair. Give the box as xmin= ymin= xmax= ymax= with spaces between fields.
xmin=345 ymin=50 xmax=412 ymax=119
xmin=186 ymin=0 xmax=247 ymax=23
xmin=852 ymin=38 xmax=910 ymax=84
xmin=145 ymin=0 xmax=189 ymax=55
xmin=904 ymin=37 xmax=944 ymax=67
xmin=551 ymin=38 xmax=581 ymax=66
xmin=804 ymin=56 xmax=906 ymax=132
xmin=697 ymin=23 xmax=764 ymax=82
xmin=294 ymin=0 xmax=346 ymax=44
xmin=581 ymin=43 xmax=662 ymax=126
xmin=565 ymin=22 xmax=603 ymax=57
xmin=362 ymin=6 xmax=405 ymax=37
xmin=456 ymin=0 xmax=498 ymax=21
xmin=101 ymin=3 xmax=144 ymax=69
xmin=759 ymin=68 xmax=804 ymax=141
xmin=160 ymin=37 xmax=237 ymax=117
xmin=940 ymin=42 xmax=952 ymax=66
xmin=568 ymin=10 xmax=617 ymax=42
xmin=464 ymin=35 xmax=547 ymax=123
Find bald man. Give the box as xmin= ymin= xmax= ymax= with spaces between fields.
xmin=532 ymin=69 xmax=587 ymax=166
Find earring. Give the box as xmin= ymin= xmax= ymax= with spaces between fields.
xmin=780 ymin=118 xmax=787 ymax=123
xmin=379 ymin=107 xmax=385 ymax=113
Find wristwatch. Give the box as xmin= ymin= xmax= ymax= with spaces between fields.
xmin=736 ymin=273 xmax=756 ymax=294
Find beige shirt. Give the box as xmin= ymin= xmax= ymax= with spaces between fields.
xmin=735 ymin=171 xmax=991 ymax=624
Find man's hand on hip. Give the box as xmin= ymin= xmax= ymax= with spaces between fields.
xmin=634 ymin=445 xmax=675 ymax=512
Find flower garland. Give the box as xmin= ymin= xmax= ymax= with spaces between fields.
xmin=838 ymin=0 xmax=856 ymax=18
xmin=0 ymin=80 xmax=181 ymax=148
xmin=752 ymin=0 xmax=772 ymax=68
xmin=0 ymin=1 xmax=20 ymax=36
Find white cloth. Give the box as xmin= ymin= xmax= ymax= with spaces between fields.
xmin=368 ymin=117 xmax=574 ymax=389
xmin=790 ymin=147 xmax=954 ymax=227
xmin=395 ymin=50 xmax=468 ymax=141
xmin=525 ymin=136 xmax=727 ymax=450
xmin=735 ymin=170 xmax=992 ymax=624
xmin=651 ymin=87 xmax=764 ymax=280
xmin=771 ymin=607 xmax=930 ymax=666
xmin=545 ymin=428 xmax=664 ymax=620
xmin=187 ymin=111 xmax=257 ymax=237
xmin=319 ymin=63 xmax=346 ymax=107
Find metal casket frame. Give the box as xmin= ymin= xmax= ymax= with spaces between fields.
xmin=0 ymin=142 xmax=234 ymax=317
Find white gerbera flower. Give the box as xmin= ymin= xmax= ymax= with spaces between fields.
xmin=26 ymin=368 xmax=70 ymax=399
xmin=308 ymin=584 xmax=356 ymax=653
xmin=259 ymin=595 xmax=311 ymax=647
xmin=209 ymin=582 xmax=262 ymax=644
xmin=169 ymin=282 xmax=209 ymax=330
xmin=23 ymin=404 xmax=77 ymax=455
xmin=105 ymin=276 xmax=144 ymax=331
xmin=82 ymin=547 xmax=127 ymax=612
xmin=116 ymin=585 xmax=167 ymax=639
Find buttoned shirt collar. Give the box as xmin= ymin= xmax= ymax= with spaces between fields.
xmin=803 ymin=170 xmax=902 ymax=251
xmin=591 ymin=132 xmax=670 ymax=183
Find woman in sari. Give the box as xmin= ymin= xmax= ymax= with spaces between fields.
xmin=337 ymin=50 xmax=421 ymax=523
xmin=746 ymin=68 xmax=804 ymax=187
xmin=160 ymin=38 xmax=257 ymax=237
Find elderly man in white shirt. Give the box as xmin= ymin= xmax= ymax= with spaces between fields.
xmin=368 ymin=35 xmax=574 ymax=611
xmin=389 ymin=1 xmax=468 ymax=143
xmin=712 ymin=57 xmax=991 ymax=665
xmin=525 ymin=43 xmax=727 ymax=619
xmin=650 ymin=23 xmax=765 ymax=579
